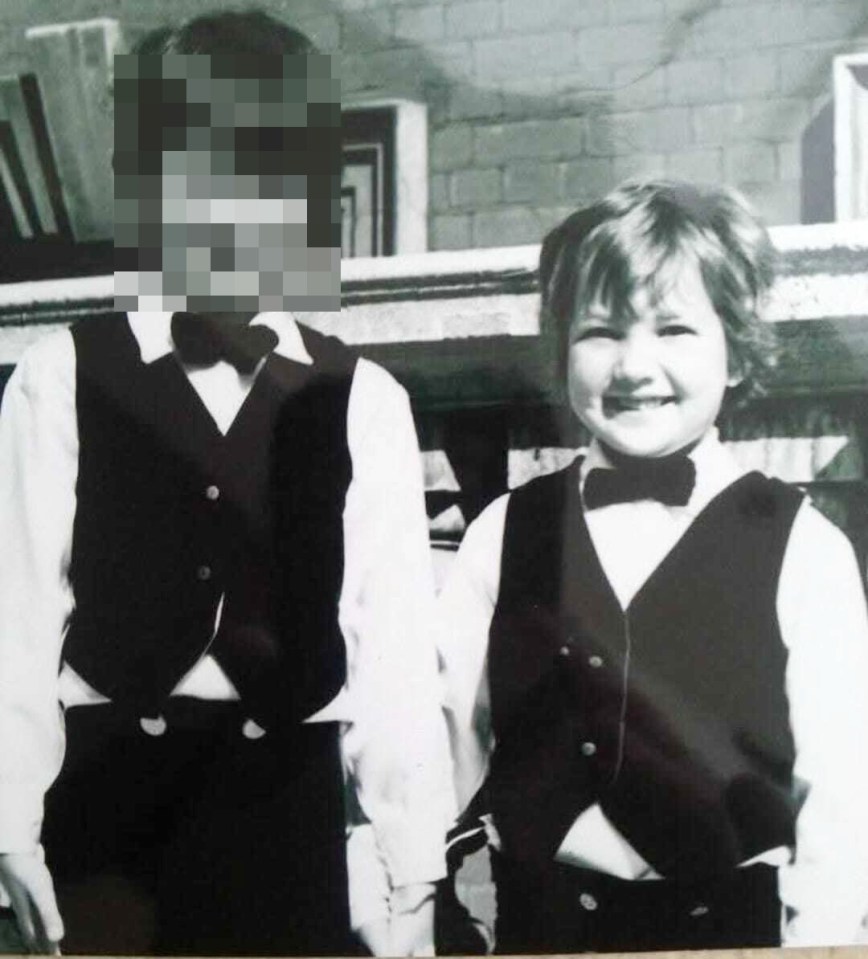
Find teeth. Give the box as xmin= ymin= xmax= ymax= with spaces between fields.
xmin=607 ymin=397 xmax=671 ymax=410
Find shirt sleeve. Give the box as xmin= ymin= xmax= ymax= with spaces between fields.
xmin=339 ymin=358 xmax=456 ymax=896
xmin=0 ymin=331 xmax=78 ymax=853
xmin=437 ymin=493 xmax=508 ymax=813
xmin=776 ymin=499 xmax=868 ymax=946
xmin=344 ymin=822 xmax=392 ymax=931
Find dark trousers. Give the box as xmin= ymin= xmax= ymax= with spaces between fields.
xmin=42 ymin=700 xmax=358 ymax=956
xmin=491 ymin=851 xmax=782 ymax=954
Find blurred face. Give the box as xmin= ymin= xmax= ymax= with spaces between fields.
xmin=156 ymin=144 xmax=313 ymax=315
xmin=114 ymin=54 xmax=340 ymax=315
xmin=567 ymin=258 xmax=739 ymax=458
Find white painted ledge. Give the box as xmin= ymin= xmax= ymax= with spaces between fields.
xmin=1 ymin=223 xmax=866 ymax=397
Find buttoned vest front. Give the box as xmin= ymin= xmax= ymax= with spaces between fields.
xmin=485 ymin=460 xmax=804 ymax=880
xmin=64 ymin=314 xmax=356 ymax=727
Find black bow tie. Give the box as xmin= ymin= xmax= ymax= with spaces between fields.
xmin=171 ymin=313 xmax=279 ymax=375
xmin=583 ymin=456 xmax=696 ymax=509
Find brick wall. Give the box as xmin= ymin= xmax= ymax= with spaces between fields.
xmin=1 ymin=0 xmax=866 ymax=249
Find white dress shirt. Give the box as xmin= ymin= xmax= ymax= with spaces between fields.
xmin=0 ymin=312 xmax=456 ymax=929
xmin=439 ymin=430 xmax=868 ymax=947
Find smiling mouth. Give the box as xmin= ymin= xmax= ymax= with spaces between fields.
xmin=603 ymin=396 xmax=676 ymax=413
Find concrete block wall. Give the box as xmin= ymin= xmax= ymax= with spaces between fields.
xmin=1 ymin=0 xmax=866 ymax=251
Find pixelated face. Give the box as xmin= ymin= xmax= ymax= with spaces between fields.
xmin=113 ymin=54 xmax=340 ymax=314
xmin=567 ymin=257 xmax=740 ymax=458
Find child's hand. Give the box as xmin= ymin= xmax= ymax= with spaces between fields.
xmin=389 ymin=883 xmax=436 ymax=957
xmin=355 ymin=916 xmax=392 ymax=956
xmin=0 ymin=852 xmax=63 ymax=954
xmin=355 ymin=883 xmax=436 ymax=956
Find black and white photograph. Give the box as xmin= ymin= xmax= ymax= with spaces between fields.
xmin=0 ymin=1 xmax=866 ymax=956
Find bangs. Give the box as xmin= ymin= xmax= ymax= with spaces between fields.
xmin=572 ymin=207 xmax=726 ymax=321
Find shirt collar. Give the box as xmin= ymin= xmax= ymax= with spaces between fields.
xmin=126 ymin=311 xmax=314 ymax=366
xmin=579 ymin=428 xmax=745 ymax=515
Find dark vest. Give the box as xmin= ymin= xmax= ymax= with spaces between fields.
xmin=484 ymin=460 xmax=803 ymax=880
xmin=65 ymin=314 xmax=357 ymax=727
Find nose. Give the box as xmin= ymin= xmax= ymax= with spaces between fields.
xmin=612 ymin=329 xmax=657 ymax=382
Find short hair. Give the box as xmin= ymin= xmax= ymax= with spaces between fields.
xmin=132 ymin=10 xmax=318 ymax=58
xmin=115 ymin=9 xmax=339 ymax=249
xmin=539 ymin=179 xmax=778 ymax=403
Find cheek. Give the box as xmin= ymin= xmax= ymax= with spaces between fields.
xmin=566 ymin=346 xmax=609 ymax=409
xmin=668 ymin=323 xmax=727 ymax=377
xmin=678 ymin=340 xmax=732 ymax=409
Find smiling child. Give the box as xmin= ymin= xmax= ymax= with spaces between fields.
xmin=439 ymin=179 xmax=868 ymax=953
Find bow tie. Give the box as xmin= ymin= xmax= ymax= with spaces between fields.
xmin=583 ymin=456 xmax=696 ymax=509
xmin=171 ymin=313 xmax=279 ymax=375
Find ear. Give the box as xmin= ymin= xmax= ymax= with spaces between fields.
xmin=726 ymin=348 xmax=745 ymax=389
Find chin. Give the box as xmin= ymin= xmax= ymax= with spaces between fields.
xmin=609 ymin=441 xmax=679 ymax=459
xmin=602 ymin=424 xmax=710 ymax=459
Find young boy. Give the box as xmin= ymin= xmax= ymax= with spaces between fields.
xmin=0 ymin=11 xmax=453 ymax=956
xmin=439 ymin=179 xmax=868 ymax=952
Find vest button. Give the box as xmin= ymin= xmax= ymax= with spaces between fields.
xmin=558 ymin=645 xmax=571 ymax=658
xmin=579 ymin=892 xmax=598 ymax=911
xmin=242 ymin=718 xmax=267 ymax=740
xmin=689 ymin=904 xmax=710 ymax=917
xmin=139 ymin=715 xmax=167 ymax=736
xmin=580 ymin=741 xmax=597 ymax=757
xmin=196 ymin=565 xmax=212 ymax=581
xmin=588 ymin=655 xmax=604 ymax=668
xmin=205 ymin=485 xmax=220 ymax=501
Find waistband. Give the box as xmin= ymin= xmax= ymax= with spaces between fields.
xmin=491 ymin=850 xmax=782 ymax=952
xmin=63 ymin=697 xmax=340 ymax=741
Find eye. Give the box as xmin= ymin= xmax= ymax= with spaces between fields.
xmin=658 ymin=323 xmax=695 ymax=337
xmin=572 ymin=324 xmax=620 ymax=343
